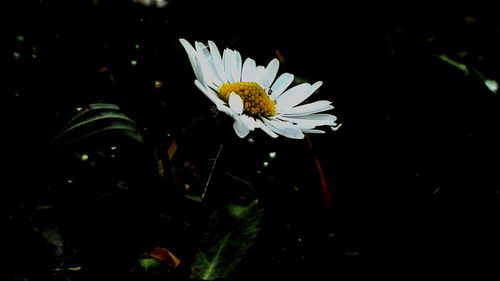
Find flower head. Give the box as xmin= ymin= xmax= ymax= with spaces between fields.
xmin=179 ymin=39 xmax=340 ymax=139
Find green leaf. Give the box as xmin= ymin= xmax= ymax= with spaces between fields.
xmin=192 ymin=200 xmax=264 ymax=280
xmin=431 ymin=53 xmax=469 ymax=75
xmin=52 ymin=103 xmax=143 ymax=149
xmin=470 ymin=67 xmax=498 ymax=94
xmin=138 ymin=257 xmax=163 ymax=272
xmin=430 ymin=54 xmax=498 ymax=94
xmin=60 ymin=111 xmax=134 ymax=136
xmin=61 ymin=103 xmax=122 ymax=132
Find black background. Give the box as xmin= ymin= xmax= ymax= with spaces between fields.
xmin=2 ymin=0 xmax=500 ymax=279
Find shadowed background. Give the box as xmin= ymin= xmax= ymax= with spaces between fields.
xmin=2 ymin=0 xmax=500 ymax=279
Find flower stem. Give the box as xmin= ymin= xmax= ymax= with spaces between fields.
xmin=201 ymin=143 xmax=223 ymax=201
xmin=306 ymin=135 xmax=331 ymax=209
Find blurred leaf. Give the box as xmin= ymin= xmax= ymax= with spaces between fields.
xmin=470 ymin=67 xmax=498 ymax=94
xmin=432 ymin=53 xmax=469 ymax=75
xmin=40 ymin=227 xmax=64 ymax=257
xmin=138 ymin=257 xmax=162 ymax=272
xmin=431 ymin=54 xmax=499 ymax=94
xmin=61 ymin=103 xmax=122 ymax=132
xmin=52 ymin=103 xmax=143 ymax=149
xmin=148 ymin=247 xmax=181 ymax=268
xmin=192 ymin=200 xmax=263 ymax=280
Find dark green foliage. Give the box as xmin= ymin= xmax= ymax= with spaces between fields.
xmin=192 ymin=200 xmax=263 ymax=280
xmin=51 ymin=103 xmax=143 ymax=150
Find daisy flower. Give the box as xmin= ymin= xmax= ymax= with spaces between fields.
xmin=179 ymin=39 xmax=340 ymax=139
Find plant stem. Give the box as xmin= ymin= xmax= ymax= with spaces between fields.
xmin=306 ymin=135 xmax=331 ymax=209
xmin=201 ymin=143 xmax=223 ymax=200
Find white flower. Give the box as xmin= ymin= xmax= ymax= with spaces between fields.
xmin=179 ymin=39 xmax=340 ymax=139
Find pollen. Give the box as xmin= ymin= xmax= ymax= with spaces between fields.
xmin=219 ymin=82 xmax=276 ymax=117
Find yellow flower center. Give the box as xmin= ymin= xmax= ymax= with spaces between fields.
xmin=219 ymin=82 xmax=276 ymax=117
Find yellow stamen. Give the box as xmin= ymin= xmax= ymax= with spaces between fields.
xmin=219 ymin=82 xmax=276 ymax=117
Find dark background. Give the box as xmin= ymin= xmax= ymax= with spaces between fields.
xmin=2 ymin=0 xmax=500 ymax=279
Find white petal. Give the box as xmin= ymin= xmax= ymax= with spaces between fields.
xmin=257 ymin=59 xmax=279 ymax=89
xmin=228 ymin=92 xmax=244 ymax=115
xmin=208 ymin=41 xmax=228 ymax=83
xmin=278 ymin=114 xmax=337 ymax=127
xmin=331 ymin=123 xmax=342 ymax=131
xmin=195 ymin=79 xmax=224 ymax=106
xmin=240 ymin=115 xmax=257 ymax=131
xmin=223 ymin=49 xmax=234 ymax=83
xmin=179 ymin=39 xmax=203 ymax=82
xmin=194 ymin=41 xmax=207 ymax=50
xmin=275 ymin=83 xmax=310 ymax=111
xmin=281 ymin=100 xmax=333 ymax=116
xmin=233 ymin=50 xmax=242 ymax=82
xmin=256 ymin=119 xmax=278 ymax=138
xmin=222 ymin=49 xmax=240 ymax=83
xmin=276 ymin=81 xmax=323 ymax=111
xmin=270 ymin=73 xmax=294 ymax=100
xmin=217 ymin=103 xmax=237 ymax=118
xmin=281 ymin=119 xmax=315 ymax=129
xmin=242 ymin=58 xmax=256 ymax=82
xmin=292 ymin=123 xmax=315 ymax=130
xmin=203 ymin=49 xmax=223 ymax=87
xmin=253 ymin=66 xmax=266 ymax=84
xmin=264 ymin=119 xmax=304 ymax=139
xmin=195 ymin=79 xmax=241 ymax=119
xmin=233 ymin=117 xmax=250 ymax=138
xmin=195 ymin=41 xmax=222 ymax=88
xmin=179 ymin=39 xmax=196 ymax=67
xmin=302 ymin=129 xmax=326 ymax=134
xmin=194 ymin=59 xmax=207 ymax=87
